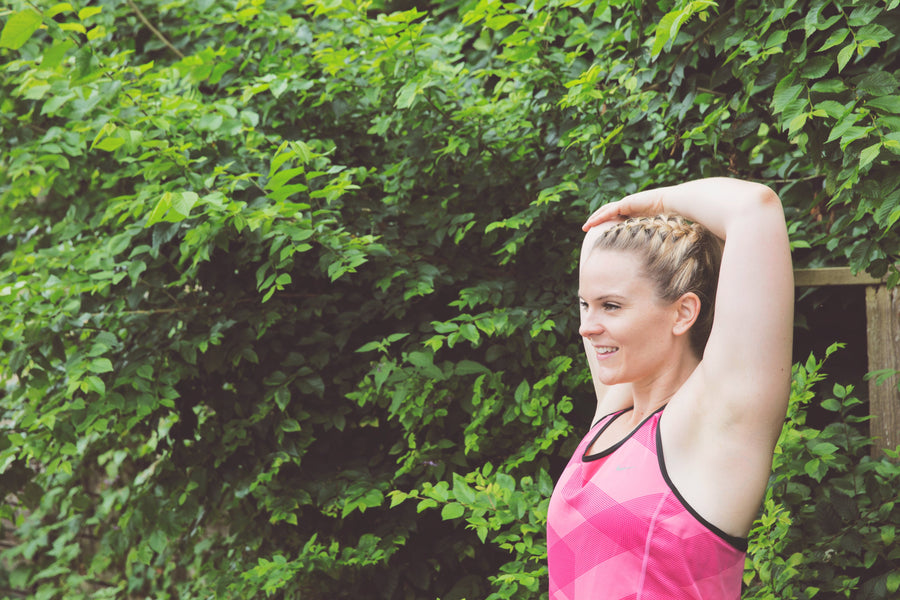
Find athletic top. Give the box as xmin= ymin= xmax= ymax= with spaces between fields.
xmin=547 ymin=407 xmax=747 ymax=600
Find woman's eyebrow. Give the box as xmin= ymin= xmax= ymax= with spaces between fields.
xmin=579 ymin=293 xmax=627 ymax=302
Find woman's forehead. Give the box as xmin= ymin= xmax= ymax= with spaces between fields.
xmin=579 ymin=249 xmax=653 ymax=296
xmin=579 ymin=222 xmax=620 ymax=267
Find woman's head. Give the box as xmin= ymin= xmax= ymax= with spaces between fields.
xmin=587 ymin=215 xmax=722 ymax=358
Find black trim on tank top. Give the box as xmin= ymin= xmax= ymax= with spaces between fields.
xmin=655 ymin=419 xmax=749 ymax=552
xmin=583 ymin=406 xmax=665 ymax=462
xmin=589 ymin=406 xmax=632 ymax=432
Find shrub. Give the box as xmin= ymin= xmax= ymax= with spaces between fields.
xmin=1 ymin=1 xmax=898 ymax=598
xmin=745 ymin=345 xmax=900 ymax=600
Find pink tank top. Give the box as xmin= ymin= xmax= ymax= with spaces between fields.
xmin=547 ymin=407 xmax=746 ymax=599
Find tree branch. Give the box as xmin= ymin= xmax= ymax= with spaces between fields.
xmin=125 ymin=0 xmax=185 ymax=60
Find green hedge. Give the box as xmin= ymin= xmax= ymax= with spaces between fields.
xmin=1 ymin=0 xmax=898 ymax=598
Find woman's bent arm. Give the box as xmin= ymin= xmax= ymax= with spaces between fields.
xmin=584 ymin=178 xmax=794 ymax=432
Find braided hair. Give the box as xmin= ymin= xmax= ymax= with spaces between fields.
xmin=591 ymin=215 xmax=722 ymax=358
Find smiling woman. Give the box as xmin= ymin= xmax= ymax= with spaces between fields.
xmin=548 ymin=178 xmax=794 ymax=600
xmin=578 ymin=215 xmax=722 ymax=391
xmin=579 ymin=248 xmax=685 ymax=391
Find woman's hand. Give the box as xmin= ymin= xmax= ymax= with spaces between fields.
xmin=582 ymin=186 xmax=672 ymax=231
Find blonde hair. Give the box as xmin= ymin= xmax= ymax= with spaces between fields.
xmin=591 ymin=215 xmax=722 ymax=358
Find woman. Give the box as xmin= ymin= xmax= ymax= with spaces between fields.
xmin=547 ymin=177 xmax=794 ymax=599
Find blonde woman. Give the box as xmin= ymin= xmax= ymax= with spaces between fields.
xmin=548 ymin=178 xmax=794 ymax=599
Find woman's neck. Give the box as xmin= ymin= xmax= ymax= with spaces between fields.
xmin=629 ymin=351 xmax=700 ymax=420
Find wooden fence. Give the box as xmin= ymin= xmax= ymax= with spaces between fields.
xmin=794 ymin=267 xmax=899 ymax=458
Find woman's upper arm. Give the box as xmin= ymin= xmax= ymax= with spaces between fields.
xmin=699 ymin=189 xmax=794 ymax=423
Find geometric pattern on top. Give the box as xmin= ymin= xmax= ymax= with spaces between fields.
xmin=547 ymin=407 xmax=746 ymax=600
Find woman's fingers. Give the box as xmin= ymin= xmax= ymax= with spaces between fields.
xmin=581 ymin=188 xmax=667 ymax=231
xmin=582 ymin=200 xmax=629 ymax=231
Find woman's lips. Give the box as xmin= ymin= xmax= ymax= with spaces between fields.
xmin=594 ymin=345 xmax=619 ymax=359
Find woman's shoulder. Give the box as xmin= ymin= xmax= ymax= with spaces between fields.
xmin=590 ymin=384 xmax=633 ymax=429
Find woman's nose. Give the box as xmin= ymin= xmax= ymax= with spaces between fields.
xmin=579 ymin=313 xmax=603 ymax=339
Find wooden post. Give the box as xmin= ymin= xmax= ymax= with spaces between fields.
xmin=865 ymin=285 xmax=900 ymax=458
xmin=793 ymin=267 xmax=899 ymax=459
xmin=793 ymin=267 xmax=884 ymax=287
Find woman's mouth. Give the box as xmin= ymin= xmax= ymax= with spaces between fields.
xmin=594 ymin=346 xmax=619 ymax=358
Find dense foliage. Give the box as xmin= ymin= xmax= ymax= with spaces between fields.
xmin=1 ymin=0 xmax=898 ymax=598
xmin=745 ymin=345 xmax=900 ymax=599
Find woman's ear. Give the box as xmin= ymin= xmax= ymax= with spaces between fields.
xmin=672 ymin=292 xmax=701 ymax=336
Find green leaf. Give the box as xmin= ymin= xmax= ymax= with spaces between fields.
xmin=810 ymin=441 xmax=839 ymax=456
xmin=788 ymin=112 xmax=808 ymax=136
xmin=281 ymin=419 xmax=301 ymax=432
xmin=266 ymin=166 xmax=306 ymax=191
xmin=820 ymin=398 xmax=841 ymax=412
xmin=78 ymin=6 xmax=103 ymax=20
xmin=814 ymin=100 xmax=846 ymax=119
xmin=146 ymin=193 xmax=172 ymax=226
xmin=407 ymin=351 xmax=433 ymax=369
xmin=89 ymin=358 xmax=113 ymax=374
xmin=273 ymin=387 xmax=290 ymax=411
xmin=134 ymin=544 xmax=153 ymax=565
xmin=0 ymin=10 xmax=42 ymax=50
xmin=355 ymin=340 xmax=382 ymax=353
xmin=84 ymin=375 xmax=106 ymax=395
xmin=455 ymin=360 xmax=489 ymax=376
xmin=95 ymin=137 xmax=125 ymax=152
xmin=42 ymin=40 xmax=75 ymax=70
xmin=803 ymin=1 xmax=826 ymax=34
xmin=476 ymin=525 xmax=487 ymax=544
xmin=148 ymin=530 xmax=167 ymax=553
xmin=771 ymin=79 xmax=802 ymax=114
xmin=839 ymin=125 xmax=872 ymax=149
xmin=858 ymin=142 xmax=881 ymax=169
xmin=452 ymin=473 xmax=476 ymax=504
xmin=867 ymin=95 xmax=900 ymax=113
xmin=197 ymin=113 xmax=224 ymax=131
xmin=800 ymin=56 xmax=831 ymax=79
xmin=270 ymin=78 xmax=288 ymax=98
xmin=848 ymin=5 xmax=883 ymax=27
xmin=441 ymin=502 xmax=465 ymax=520
xmin=804 ymin=458 xmax=823 ymax=480
xmin=810 ymin=79 xmax=846 ymax=93
xmin=888 ymin=571 xmax=900 ymax=593
xmin=484 ymin=14 xmax=517 ymax=30
xmin=388 ymin=491 xmax=407 ymax=508
xmin=857 ymin=23 xmax=893 ymax=45
xmin=873 ymin=189 xmax=900 ymax=229
xmin=836 ymin=42 xmax=856 ymax=72
xmin=650 ymin=10 xmax=679 ymax=57
xmin=172 ymin=191 xmax=198 ymax=217
xmin=46 ymin=3 xmax=74 ymax=18
xmin=817 ymin=28 xmax=849 ymax=52
xmin=857 ymin=71 xmax=899 ymax=97
xmin=514 ymin=379 xmax=529 ymax=403
xmin=879 ymin=524 xmax=895 ymax=546
xmin=395 ymin=80 xmax=420 ymax=109
xmin=60 ymin=22 xmax=86 ymax=35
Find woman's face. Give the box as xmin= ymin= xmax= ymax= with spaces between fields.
xmin=578 ymin=248 xmax=680 ymax=387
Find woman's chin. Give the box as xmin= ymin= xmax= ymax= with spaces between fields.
xmin=597 ymin=372 xmax=623 ymax=386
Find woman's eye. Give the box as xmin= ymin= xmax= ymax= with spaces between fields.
xmin=578 ymin=300 xmax=588 ymax=310
xmin=603 ymin=303 xmax=620 ymax=311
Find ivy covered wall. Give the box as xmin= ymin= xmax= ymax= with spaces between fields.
xmin=1 ymin=1 xmax=898 ymax=598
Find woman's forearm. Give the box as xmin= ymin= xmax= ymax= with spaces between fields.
xmin=583 ymin=177 xmax=785 ymax=240
xmin=644 ymin=178 xmax=782 ymax=239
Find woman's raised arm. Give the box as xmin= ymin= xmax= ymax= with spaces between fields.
xmin=584 ymin=177 xmax=794 ymax=429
